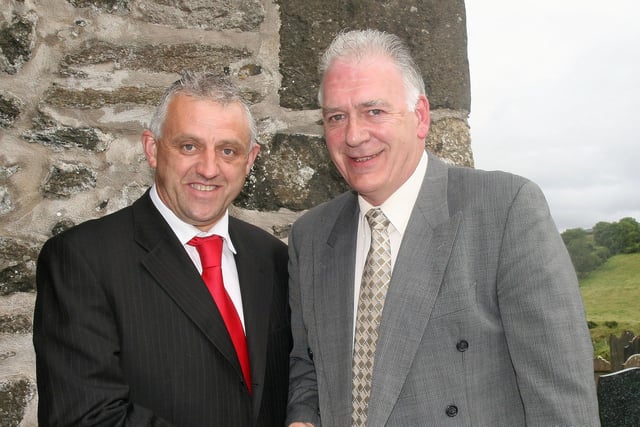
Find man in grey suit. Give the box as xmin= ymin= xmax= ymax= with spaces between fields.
xmin=286 ymin=29 xmax=599 ymax=426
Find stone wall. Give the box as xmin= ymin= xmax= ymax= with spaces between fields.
xmin=0 ymin=0 xmax=471 ymax=424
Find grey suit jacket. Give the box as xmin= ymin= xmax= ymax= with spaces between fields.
xmin=286 ymin=152 xmax=599 ymax=426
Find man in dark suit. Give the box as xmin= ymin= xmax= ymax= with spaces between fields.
xmin=33 ymin=71 xmax=291 ymax=426
xmin=286 ymin=30 xmax=600 ymax=426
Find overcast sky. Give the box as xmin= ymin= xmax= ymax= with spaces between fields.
xmin=465 ymin=1 xmax=640 ymax=231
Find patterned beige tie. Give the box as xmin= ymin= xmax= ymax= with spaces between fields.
xmin=352 ymin=208 xmax=392 ymax=426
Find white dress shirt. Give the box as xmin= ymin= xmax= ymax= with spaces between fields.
xmin=353 ymin=151 xmax=428 ymax=338
xmin=149 ymin=185 xmax=246 ymax=331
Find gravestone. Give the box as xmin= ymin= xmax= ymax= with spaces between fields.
xmin=624 ymin=354 xmax=640 ymax=369
xmin=597 ymin=367 xmax=640 ymax=427
xmin=624 ymin=335 xmax=640 ymax=362
xmin=610 ymin=330 xmax=636 ymax=371
xmin=594 ymin=356 xmax=611 ymax=373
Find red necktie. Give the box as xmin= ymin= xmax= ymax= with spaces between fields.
xmin=188 ymin=235 xmax=252 ymax=394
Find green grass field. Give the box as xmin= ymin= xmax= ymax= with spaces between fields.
xmin=579 ymin=252 xmax=640 ymax=360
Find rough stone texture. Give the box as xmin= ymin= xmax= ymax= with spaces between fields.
xmin=237 ymin=133 xmax=350 ymax=211
xmin=0 ymin=262 xmax=36 ymax=296
xmin=41 ymin=84 xmax=263 ymax=109
xmin=68 ymin=0 xmax=131 ymax=12
xmin=23 ymin=114 xmax=112 ymax=151
xmin=0 ymin=185 xmax=14 ymax=216
xmin=0 ymin=12 xmax=37 ymax=75
xmin=42 ymin=85 xmax=163 ymax=108
xmin=0 ymin=314 xmax=32 ymax=334
xmin=427 ymin=114 xmax=474 ymax=167
xmin=0 ymin=164 xmax=20 ymax=180
xmin=278 ymin=0 xmax=470 ymax=111
xmin=0 ymin=377 xmax=36 ymax=427
xmin=0 ymin=238 xmax=39 ymax=268
xmin=598 ymin=367 xmax=640 ymax=427
xmin=0 ymin=238 xmax=38 ymax=300
xmin=0 ymin=92 xmax=22 ymax=128
xmin=0 ymin=0 xmax=471 ymax=424
xmin=51 ymin=218 xmax=77 ymax=236
xmin=60 ymin=40 xmax=252 ymax=77
xmin=42 ymin=162 xmax=97 ymax=198
xmin=133 ymin=0 xmax=265 ymax=31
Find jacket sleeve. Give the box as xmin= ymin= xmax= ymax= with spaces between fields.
xmin=285 ymin=222 xmax=322 ymax=427
xmin=497 ymin=180 xmax=600 ymax=425
xmin=33 ymin=235 xmax=173 ymax=427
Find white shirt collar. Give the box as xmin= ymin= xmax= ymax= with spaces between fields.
xmin=358 ymin=151 xmax=428 ymax=235
xmin=149 ymin=184 xmax=237 ymax=254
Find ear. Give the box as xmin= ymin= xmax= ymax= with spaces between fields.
xmin=415 ymin=95 xmax=431 ymax=139
xmin=141 ymin=130 xmax=158 ymax=169
xmin=245 ymin=143 xmax=261 ymax=175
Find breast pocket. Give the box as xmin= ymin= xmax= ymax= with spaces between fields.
xmin=429 ymin=280 xmax=477 ymax=319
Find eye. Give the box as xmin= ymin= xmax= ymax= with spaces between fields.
xmin=217 ymin=144 xmax=244 ymax=160
xmin=326 ymin=113 xmax=345 ymax=123
xmin=182 ymin=143 xmax=196 ymax=152
xmin=368 ymin=109 xmax=383 ymax=116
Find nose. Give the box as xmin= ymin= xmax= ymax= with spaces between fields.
xmin=345 ymin=116 xmax=369 ymax=147
xmin=196 ymin=148 xmax=219 ymax=178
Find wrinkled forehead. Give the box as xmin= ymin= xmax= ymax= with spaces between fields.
xmin=321 ymin=56 xmax=406 ymax=106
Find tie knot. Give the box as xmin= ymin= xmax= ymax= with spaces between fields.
xmin=188 ymin=235 xmax=223 ymax=269
xmin=365 ymin=208 xmax=389 ymax=231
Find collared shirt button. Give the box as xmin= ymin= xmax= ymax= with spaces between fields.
xmin=456 ymin=339 xmax=469 ymax=352
xmin=445 ymin=405 xmax=459 ymax=417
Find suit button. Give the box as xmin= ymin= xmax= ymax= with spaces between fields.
xmin=456 ymin=340 xmax=469 ymax=352
xmin=445 ymin=405 xmax=458 ymax=417
xmin=307 ymin=347 xmax=314 ymax=360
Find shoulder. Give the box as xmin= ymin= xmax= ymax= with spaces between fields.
xmin=435 ymin=164 xmax=553 ymax=231
xmin=228 ymin=216 xmax=288 ymax=275
xmin=35 ymin=205 xmax=138 ymax=277
xmin=229 ymin=216 xmax=286 ymax=251
xmin=294 ymin=190 xmax=356 ymax=230
xmin=445 ymin=163 xmax=539 ymax=202
xmin=38 ymin=193 xmax=154 ymax=259
xmin=48 ymin=205 xmax=134 ymax=244
xmin=446 ymin=160 xmax=529 ymax=187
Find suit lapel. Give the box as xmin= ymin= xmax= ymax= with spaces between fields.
xmin=132 ymin=193 xmax=243 ymax=384
xmin=315 ymin=193 xmax=360 ymax=424
xmin=367 ymin=155 xmax=462 ymax=425
xmin=230 ymin=218 xmax=270 ymax=419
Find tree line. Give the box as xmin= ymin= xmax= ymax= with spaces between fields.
xmin=561 ymin=217 xmax=640 ymax=278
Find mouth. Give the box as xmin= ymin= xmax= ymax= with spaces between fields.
xmin=190 ymin=183 xmax=219 ymax=191
xmin=352 ymin=152 xmax=380 ymax=163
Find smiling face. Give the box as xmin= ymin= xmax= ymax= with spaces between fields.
xmin=142 ymin=94 xmax=259 ymax=231
xmin=321 ymin=54 xmax=430 ymax=206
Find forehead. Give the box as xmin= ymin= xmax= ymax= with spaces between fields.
xmin=167 ymin=94 xmax=245 ymax=118
xmin=321 ymin=55 xmax=406 ymax=107
xmin=164 ymin=95 xmax=249 ymax=134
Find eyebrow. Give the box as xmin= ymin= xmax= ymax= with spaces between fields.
xmin=322 ymin=99 xmax=387 ymax=115
xmin=168 ymin=134 xmax=247 ymax=147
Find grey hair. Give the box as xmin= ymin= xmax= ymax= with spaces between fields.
xmin=317 ymin=29 xmax=426 ymax=111
xmin=148 ymin=71 xmax=258 ymax=147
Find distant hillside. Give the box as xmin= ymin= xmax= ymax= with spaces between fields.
xmin=579 ymin=253 xmax=640 ymax=359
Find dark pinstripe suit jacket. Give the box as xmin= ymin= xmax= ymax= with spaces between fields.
xmin=33 ymin=190 xmax=291 ymax=426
